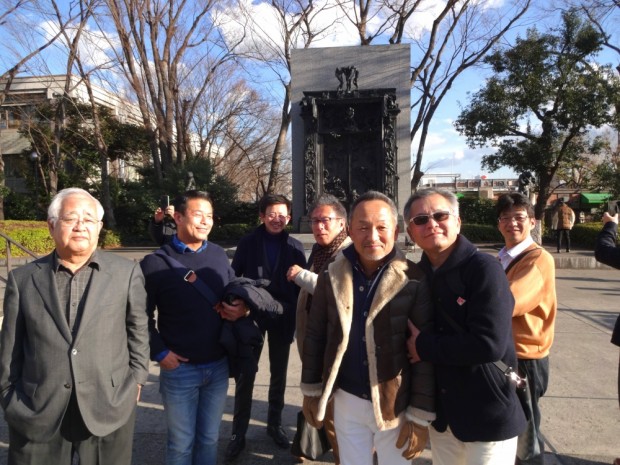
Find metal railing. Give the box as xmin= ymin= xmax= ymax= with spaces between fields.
xmin=0 ymin=231 xmax=39 ymax=284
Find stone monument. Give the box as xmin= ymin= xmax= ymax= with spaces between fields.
xmin=290 ymin=44 xmax=411 ymax=230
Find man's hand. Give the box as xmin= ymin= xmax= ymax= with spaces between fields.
xmin=287 ymin=264 xmax=303 ymax=282
xmin=395 ymin=421 xmax=428 ymax=460
xmin=302 ymin=395 xmax=323 ymax=429
xmin=217 ymin=299 xmax=250 ymax=321
xmin=602 ymin=212 xmax=619 ymax=225
xmin=159 ymin=350 xmax=189 ymax=371
xmin=407 ymin=319 xmax=421 ymax=363
xmin=137 ymin=384 xmax=143 ymax=403
xmin=153 ymin=207 xmax=165 ymax=223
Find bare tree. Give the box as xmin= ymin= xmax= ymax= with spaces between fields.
xmin=228 ymin=0 xmax=341 ymax=195
xmin=334 ymin=0 xmax=532 ymax=191
xmin=0 ymin=0 xmax=72 ymax=219
xmin=102 ymin=0 xmax=244 ymax=185
xmin=408 ymin=0 xmax=532 ymax=190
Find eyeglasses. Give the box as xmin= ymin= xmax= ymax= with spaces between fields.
xmin=56 ymin=216 xmax=100 ymax=228
xmin=498 ymin=215 xmax=529 ymax=224
xmin=409 ymin=211 xmax=452 ymax=226
xmin=266 ymin=213 xmax=290 ymax=222
xmin=310 ymin=217 xmax=342 ymax=226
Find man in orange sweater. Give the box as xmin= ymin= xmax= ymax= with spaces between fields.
xmin=496 ymin=193 xmax=557 ymax=465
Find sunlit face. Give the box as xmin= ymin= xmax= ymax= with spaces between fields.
xmin=406 ymin=194 xmax=461 ymax=262
xmin=310 ymin=205 xmax=346 ymax=247
xmin=349 ymin=199 xmax=398 ymax=272
xmin=260 ymin=203 xmax=290 ymax=235
xmin=498 ymin=206 xmax=535 ymax=249
xmin=48 ymin=194 xmax=102 ymax=259
xmin=174 ymin=198 xmax=214 ymax=249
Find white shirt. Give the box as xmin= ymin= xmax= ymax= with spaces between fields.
xmin=498 ymin=236 xmax=535 ymax=270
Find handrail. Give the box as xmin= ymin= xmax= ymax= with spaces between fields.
xmin=0 ymin=231 xmax=39 ymax=284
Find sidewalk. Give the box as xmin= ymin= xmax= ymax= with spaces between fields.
xmin=0 ymin=253 xmax=618 ymax=464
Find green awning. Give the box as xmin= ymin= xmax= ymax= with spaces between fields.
xmin=580 ymin=193 xmax=611 ymax=205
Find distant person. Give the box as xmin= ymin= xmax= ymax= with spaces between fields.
xmin=301 ymin=191 xmax=435 ymax=465
xmin=594 ymin=211 xmax=620 ymax=465
xmin=286 ymin=194 xmax=351 ymax=464
xmin=149 ymin=203 xmax=177 ymax=246
xmin=496 ymin=193 xmax=557 ymax=465
xmin=0 ymin=188 xmax=150 ymax=465
xmin=405 ymin=187 xmax=526 ymax=465
xmin=552 ymin=199 xmax=575 ymax=253
xmin=140 ymin=190 xmax=248 ymax=465
xmin=226 ymin=194 xmax=307 ymax=462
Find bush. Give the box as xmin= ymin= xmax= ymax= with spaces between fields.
xmin=460 ymin=224 xmax=504 ymax=243
xmin=209 ymin=223 xmax=255 ymax=243
xmin=543 ymin=222 xmax=615 ymax=249
xmin=0 ymin=221 xmax=54 ymax=257
xmin=99 ymin=228 xmax=122 ymax=249
xmin=458 ymin=197 xmax=497 ymax=226
xmin=0 ymin=221 xmax=124 ymax=257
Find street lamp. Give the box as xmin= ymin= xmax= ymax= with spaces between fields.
xmin=29 ymin=151 xmax=40 ymax=218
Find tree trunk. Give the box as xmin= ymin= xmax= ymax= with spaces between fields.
xmin=266 ymin=85 xmax=291 ymax=194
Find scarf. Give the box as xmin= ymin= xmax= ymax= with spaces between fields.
xmin=305 ymin=228 xmax=349 ymax=312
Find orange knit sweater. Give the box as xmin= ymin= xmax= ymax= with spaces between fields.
xmin=506 ymin=244 xmax=557 ymax=359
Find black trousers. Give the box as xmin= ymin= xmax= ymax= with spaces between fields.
xmin=556 ymin=229 xmax=571 ymax=252
xmin=8 ymin=392 xmax=136 ymax=465
xmin=516 ymin=357 xmax=550 ymax=465
xmin=231 ymin=329 xmax=291 ymax=438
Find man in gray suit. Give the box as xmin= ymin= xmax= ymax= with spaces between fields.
xmin=0 ymin=188 xmax=149 ymax=465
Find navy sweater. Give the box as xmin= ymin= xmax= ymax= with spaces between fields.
xmin=140 ymin=242 xmax=235 ymax=363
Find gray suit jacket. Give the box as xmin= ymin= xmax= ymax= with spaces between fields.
xmin=0 ymin=250 xmax=149 ymax=441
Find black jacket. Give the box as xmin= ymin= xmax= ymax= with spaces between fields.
xmin=416 ymin=235 xmax=526 ymax=442
xmin=220 ymin=277 xmax=283 ymax=378
xmin=231 ymin=225 xmax=306 ymax=344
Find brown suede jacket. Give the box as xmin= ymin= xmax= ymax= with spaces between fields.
xmin=300 ymin=247 xmax=436 ymax=431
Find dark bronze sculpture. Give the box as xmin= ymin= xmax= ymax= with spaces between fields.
xmin=299 ymin=66 xmax=400 ymax=213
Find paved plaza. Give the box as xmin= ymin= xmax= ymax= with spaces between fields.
xmin=0 ymin=244 xmax=618 ymax=464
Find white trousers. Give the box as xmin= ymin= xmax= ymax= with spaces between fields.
xmin=333 ymin=389 xmax=414 ymax=465
xmin=429 ymin=425 xmax=518 ymax=465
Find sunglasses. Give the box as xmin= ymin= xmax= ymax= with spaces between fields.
xmin=409 ymin=211 xmax=452 ymax=226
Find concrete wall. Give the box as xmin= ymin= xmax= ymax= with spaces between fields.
xmin=290 ymin=44 xmax=411 ymax=228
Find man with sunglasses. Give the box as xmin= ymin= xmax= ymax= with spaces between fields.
xmin=496 ymin=193 xmax=556 ymax=465
xmin=404 ymin=188 xmax=526 ymax=465
xmin=225 ymin=194 xmax=306 ymax=462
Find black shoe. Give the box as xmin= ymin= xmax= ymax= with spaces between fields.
xmin=267 ymin=424 xmax=290 ymax=449
xmin=224 ymin=434 xmax=246 ymax=462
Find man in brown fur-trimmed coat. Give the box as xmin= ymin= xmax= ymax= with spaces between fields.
xmin=300 ymin=191 xmax=435 ymax=465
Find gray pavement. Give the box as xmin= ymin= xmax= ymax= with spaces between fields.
xmin=0 ymin=243 xmax=618 ymax=464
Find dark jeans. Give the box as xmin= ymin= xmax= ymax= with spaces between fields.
xmin=231 ymin=329 xmax=291 ymax=438
xmin=556 ymin=229 xmax=571 ymax=252
xmin=8 ymin=394 xmax=136 ymax=465
xmin=516 ymin=357 xmax=550 ymax=465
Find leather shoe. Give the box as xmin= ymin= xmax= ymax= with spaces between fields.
xmin=267 ymin=424 xmax=290 ymax=449
xmin=224 ymin=434 xmax=245 ymax=462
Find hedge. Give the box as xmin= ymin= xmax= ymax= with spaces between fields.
xmin=0 ymin=221 xmax=121 ymax=257
xmin=1 ymin=220 xmax=615 ymax=258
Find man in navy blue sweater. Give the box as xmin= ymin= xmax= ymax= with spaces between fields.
xmin=140 ymin=190 xmax=247 ymax=465
xmin=225 ymin=194 xmax=306 ymax=462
